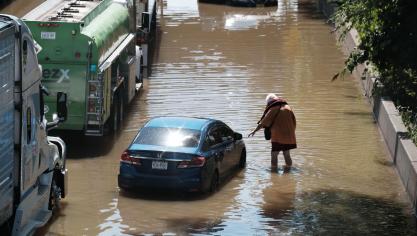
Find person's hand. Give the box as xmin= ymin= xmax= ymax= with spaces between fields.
xmin=248 ymin=131 xmax=255 ymax=138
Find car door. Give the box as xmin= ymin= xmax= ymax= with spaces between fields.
xmin=218 ymin=125 xmax=239 ymax=170
xmin=204 ymin=125 xmax=228 ymax=177
xmin=212 ymin=124 xmax=235 ymax=173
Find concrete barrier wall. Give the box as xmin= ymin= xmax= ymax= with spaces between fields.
xmin=318 ymin=0 xmax=417 ymax=212
xmin=374 ymin=98 xmax=408 ymax=158
xmin=396 ymin=139 xmax=417 ymax=206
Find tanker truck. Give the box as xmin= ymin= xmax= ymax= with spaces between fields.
xmin=23 ymin=0 xmax=143 ymax=136
xmin=0 ymin=15 xmax=68 ymax=235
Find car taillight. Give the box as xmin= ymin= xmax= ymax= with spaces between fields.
xmin=177 ymin=157 xmax=205 ymax=168
xmin=120 ymin=151 xmax=141 ymax=166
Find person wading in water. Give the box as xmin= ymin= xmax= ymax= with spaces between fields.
xmin=248 ymin=93 xmax=297 ymax=171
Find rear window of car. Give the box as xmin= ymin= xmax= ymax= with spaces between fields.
xmin=133 ymin=127 xmax=201 ymax=148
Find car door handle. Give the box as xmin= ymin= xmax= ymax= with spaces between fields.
xmin=225 ymin=144 xmax=233 ymax=152
xmin=214 ymin=152 xmax=224 ymax=161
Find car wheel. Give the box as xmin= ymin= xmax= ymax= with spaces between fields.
xmin=239 ymin=149 xmax=246 ymax=168
xmin=209 ymin=170 xmax=219 ymax=193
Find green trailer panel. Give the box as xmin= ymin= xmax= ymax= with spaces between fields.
xmin=23 ymin=0 xmax=133 ymax=133
xmin=42 ymin=63 xmax=87 ymax=130
xmin=24 ymin=21 xmax=91 ymax=64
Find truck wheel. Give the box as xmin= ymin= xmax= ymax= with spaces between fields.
xmin=48 ymin=175 xmax=61 ymax=212
xmin=119 ymin=95 xmax=124 ymax=126
xmin=111 ymin=95 xmax=119 ymax=133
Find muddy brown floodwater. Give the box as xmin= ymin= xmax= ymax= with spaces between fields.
xmin=2 ymin=0 xmax=417 ymax=235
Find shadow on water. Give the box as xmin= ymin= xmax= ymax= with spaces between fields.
xmin=0 ymin=0 xmax=12 ymax=8
xmin=198 ymin=0 xmax=226 ymax=5
xmin=34 ymin=202 xmax=69 ymax=236
xmin=117 ymin=169 xmax=245 ymax=235
xmin=164 ymin=217 xmax=224 ymax=235
xmin=120 ymin=168 xmax=245 ymax=201
xmin=343 ymin=111 xmax=375 ymax=118
xmin=374 ymin=158 xmax=395 ymax=167
xmin=297 ymin=0 xmax=328 ymax=20
xmin=343 ymin=94 xmax=361 ymax=99
xmin=49 ymin=130 xmax=117 ymax=159
xmin=262 ymin=189 xmax=417 ymax=235
xmin=124 ymin=216 xmax=224 ymax=235
xmin=119 ymin=188 xmax=209 ymax=201
xmin=150 ymin=20 xmax=163 ymax=73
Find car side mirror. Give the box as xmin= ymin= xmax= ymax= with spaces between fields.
xmin=234 ymin=132 xmax=243 ymax=141
xmin=57 ymin=92 xmax=68 ymax=122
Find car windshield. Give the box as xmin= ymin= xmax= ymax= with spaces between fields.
xmin=133 ymin=127 xmax=201 ymax=148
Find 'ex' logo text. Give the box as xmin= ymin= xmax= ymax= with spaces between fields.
xmin=42 ymin=69 xmax=70 ymax=83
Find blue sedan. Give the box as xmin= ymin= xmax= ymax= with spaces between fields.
xmin=118 ymin=116 xmax=246 ymax=193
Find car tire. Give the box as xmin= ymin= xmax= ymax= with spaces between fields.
xmin=239 ymin=149 xmax=246 ymax=168
xmin=209 ymin=170 xmax=219 ymax=193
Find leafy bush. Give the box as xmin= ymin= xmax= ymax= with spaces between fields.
xmin=333 ymin=0 xmax=417 ymax=144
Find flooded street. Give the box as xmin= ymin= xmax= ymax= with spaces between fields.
xmin=3 ymin=0 xmax=417 ymax=235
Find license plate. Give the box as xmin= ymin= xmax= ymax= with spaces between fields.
xmin=152 ymin=161 xmax=168 ymax=170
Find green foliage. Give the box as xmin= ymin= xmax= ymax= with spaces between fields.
xmin=400 ymin=108 xmax=417 ymax=144
xmin=333 ymin=0 xmax=417 ymax=143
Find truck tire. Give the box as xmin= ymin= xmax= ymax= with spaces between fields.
xmin=110 ymin=95 xmax=120 ymax=133
xmin=48 ymin=174 xmax=61 ymax=213
xmin=119 ymin=94 xmax=124 ymax=126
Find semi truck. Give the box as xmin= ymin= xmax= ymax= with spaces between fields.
xmin=23 ymin=0 xmax=143 ymax=136
xmin=136 ymin=0 xmax=157 ymax=71
xmin=0 ymin=15 xmax=68 ymax=235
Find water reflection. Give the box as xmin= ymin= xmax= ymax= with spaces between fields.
xmin=162 ymin=0 xmax=200 ymax=26
xmin=276 ymin=0 xmax=298 ymax=22
xmin=224 ymin=13 xmax=273 ymax=30
xmin=198 ymin=0 xmax=300 ymax=31
xmin=198 ymin=3 xmax=280 ymax=31
xmin=97 ymin=198 xmax=127 ymax=236
xmin=6 ymin=0 xmax=414 ymax=234
xmin=115 ymin=172 xmax=243 ymax=234
xmin=261 ymin=172 xmax=297 ymax=235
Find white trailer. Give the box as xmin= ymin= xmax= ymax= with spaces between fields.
xmin=0 ymin=14 xmax=68 ymax=236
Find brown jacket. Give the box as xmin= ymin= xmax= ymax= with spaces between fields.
xmin=260 ymin=105 xmax=296 ymax=144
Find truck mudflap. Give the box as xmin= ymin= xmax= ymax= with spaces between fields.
xmin=47 ymin=136 xmax=66 ymax=168
xmin=56 ymin=168 xmax=68 ymax=198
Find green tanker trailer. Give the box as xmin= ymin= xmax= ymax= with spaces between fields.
xmin=23 ymin=0 xmax=142 ymax=136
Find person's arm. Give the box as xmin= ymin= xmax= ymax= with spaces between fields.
xmin=248 ymin=123 xmax=263 ymax=137
xmin=248 ymin=108 xmax=276 ymax=137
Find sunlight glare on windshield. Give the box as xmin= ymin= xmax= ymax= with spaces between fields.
xmin=165 ymin=129 xmax=186 ymax=147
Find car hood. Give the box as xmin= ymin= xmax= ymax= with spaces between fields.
xmin=129 ymin=144 xmax=199 ymax=154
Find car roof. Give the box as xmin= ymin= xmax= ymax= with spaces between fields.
xmin=145 ymin=116 xmax=216 ymax=130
